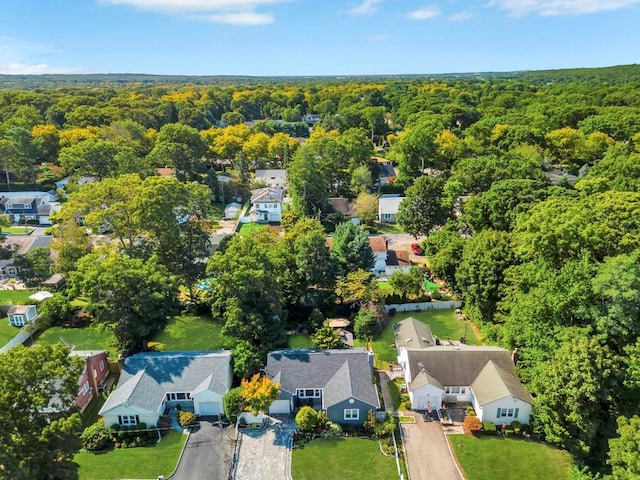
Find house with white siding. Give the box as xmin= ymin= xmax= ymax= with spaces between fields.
xmin=99 ymin=351 xmax=232 ymax=428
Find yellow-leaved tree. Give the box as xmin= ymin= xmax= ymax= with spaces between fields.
xmin=240 ymin=374 xmax=280 ymax=415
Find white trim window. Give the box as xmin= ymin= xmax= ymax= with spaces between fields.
xmin=497 ymin=408 xmax=519 ymax=419
xmin=99 ymin=360 xmax=105 ymax=372
xmin=297 ymin=388 xmax=321 ymax=399
xmin=166 ymin=392 xmax=191 ymax=401
xmin=10 ymin=315 xmax=26 ymax=326
xmin=344 ymin=409 xmax=359 ymax=421
xmin=444 ymin=386 xmax=466 ymax=395
xmin=80 ymin=381 xmax=90 ymax=396
xmin=118 ymin=415 xmax=139 ymax=426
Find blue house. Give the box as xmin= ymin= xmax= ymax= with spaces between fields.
xmin=266 ymin=348 xmax=380 ymax=426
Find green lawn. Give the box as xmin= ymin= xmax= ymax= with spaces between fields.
xmin=292 ymin=438 xmax=397 ymax=480
xmin=0 ymin=289 xmax=36 ymax=305
xmin=74 ymin=430 xmax=187 ymax=480
xmin=450 ymin=435 xmax=571 ymax=480
xmin=35 ymin=325 xmax=118 ymax=359
xmin=354 ymin=308 xmax=481 ymax=368
xmin=4 ymin=226 xmax=34 ymax=234
xmin=387 ymin=379 xmax=403 ymax=410
xmin=237 ymin=223 xmax=267 ymax=236
xmin=365 ymin=222 xmax=404 ymax=234
xmin=0 ymin=320 xmax=22 ymax=345
xmin=149 ymin=315 xmax=234 ymax=352
xmin=287 ymin=333 xmax=314 ymax=348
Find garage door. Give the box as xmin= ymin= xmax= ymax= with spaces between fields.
xmin=269 ymin=400 xmax=290 ymax=414
xmin=198 ymin=401 xmax=220 ymax=416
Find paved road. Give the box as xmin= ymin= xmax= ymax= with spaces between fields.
xmin=171 ymin=419 xmax=235 ymax=480
xmin=401 ymin=412 xmax=463 ymax=480
xmin=234 ymin=417 xmax=295 ymax=480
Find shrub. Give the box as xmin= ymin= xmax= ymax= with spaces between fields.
xmin=147 ymin=427 xmax=159 ymax=441
xmin=521 ymin=424 xmax=531 ymax=434
xmin=465 ymin=405 xmax=476 ymax=416
xmin=388 ymin=308 xmax=396 ymax=316
xmin=109 ymin=424 xmax=121 ymax=438
xmin=463 ymin=416 xmax=483 ymax=435
xmin=511 ymin=421 xmax=522 ymax=434
xmin=320 ymin=422 xmax=342 ymax=439
xmin=81 ymin=422 xmax=112 ymax=451
xmin=178 ymin=411 xmax=196 ymax=427
xmin=353 ymin=309 xmax=382 ymax=339
xmin=431 ymin=291 xmax=442 ymax=300
xmin=374 ymin=416 xmax=397 ymax=439
xmin=363 ymin=410 xmax=377 ymax=436
xmin=224 ymin=386 xmax=244 ymax=423
xmin=117 ymin=426 xmax=129 ymax=441
xmin=295 ymin=406 xmax=319 ymax=433
xmin=482 ymin=422 xmax=496 ymax=435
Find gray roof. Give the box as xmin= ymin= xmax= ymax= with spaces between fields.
xmin=405 ymin=346 xmax=533 ymax=406
xmin=266 ymin=348 xmax=379 ymax=409
xmin=251 ymin=187 xmax=284 ymax=203
xmin=99 ymin=351 xmax=231 ymax=415
xmin=409 ymin=369 xmax=444 ymax=391
xmin=394 ymin=318 xmax=436 ymax=349
xmin=378 ymin=196 xmax=404 ymax=215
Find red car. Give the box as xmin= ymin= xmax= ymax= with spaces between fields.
xmin=411 ymin=243 xmax=425 ymax=255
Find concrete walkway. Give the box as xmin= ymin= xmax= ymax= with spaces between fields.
xmin=401 ymin=412 xmax=464 ymax=480
xmin=234 ymin=416 xmax=295 ymax=480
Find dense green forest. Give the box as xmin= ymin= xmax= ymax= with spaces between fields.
xmin=1 ymin=64 xmax=640 ymax=478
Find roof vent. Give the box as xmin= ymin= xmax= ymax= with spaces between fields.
xmin=405 ymin=337 xmax=412 ymax=343
xmin=421 ymin=337 xmax=430 ymax=344
xmin=417 ymin=362 xmax=424 ymax=370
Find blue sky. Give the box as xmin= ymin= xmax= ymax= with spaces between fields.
xmin=1 ymin=0 xmax=639 ymax=75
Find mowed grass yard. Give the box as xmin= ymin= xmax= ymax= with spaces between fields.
xmin=450 ymin=435 xmax=571 ymax=480
xmin=354 ymin=308 xmax=481 ymax=368
xmin=237 ymin=223 xmax=267 ymax=236
xmin=0 ymin=321 xmax=22 ymax=345
xmin=291 ymin=438 xmax=397 ymax=480
xmin=0 ymin=289 xmax=36 ymax=305
xmin=74 ymin=430 xmax=186 ymax=480
xmin=287 ymin=333 xmax=314 ymax=348
xmin=149 ymin=315 xmax=234 ymax=351
xmin=35 ymin=325 xmax=118 ymax=359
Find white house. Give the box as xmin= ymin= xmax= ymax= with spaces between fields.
xmin=369 ymin=236 xmax=387 ymax=276
xmin=7 ymin=305 xmax=39 ymax=327
xmin=99 ymin=351 xmax=232 ymax=428
xmin=385 ymin=250 xmax=414 ymax=277
xmin=255 ymin=169 xmax=287 ymax=189
xmin=250 ymin=187 xmax=284 ymax=223
xmin=402 ymin=345 xmax=533 ymax=425
xmin=223 ymin=202 xmax=242 ymax=220
xmin=378 ymin=195 xmax=404 ymax=224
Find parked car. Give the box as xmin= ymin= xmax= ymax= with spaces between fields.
xmin=411 ymin=243 xmax=425 ymax=255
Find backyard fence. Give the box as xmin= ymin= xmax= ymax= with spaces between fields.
xmin=385 ymin=301 xmax=462 ymax=313
xmin=0 ymin=316 xmax=45 ymax=353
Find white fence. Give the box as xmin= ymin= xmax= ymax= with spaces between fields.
xmin=384 ymin=300 xmax=462 ymax=313
xmin=0 ymin=316 xmax=45 ymax=353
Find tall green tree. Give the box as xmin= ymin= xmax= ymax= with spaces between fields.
xmin=608 ymin=416 xmax=640 ymax=480
xmin=0 ymin=344 xmax=83 ymax=480
xmin=330 ymin=222 xmax=374 ymax=274
xmin=397 ymin=174 xmax=448 ymax=237
xmin=14 ymin=246 xmax=54 ymax=288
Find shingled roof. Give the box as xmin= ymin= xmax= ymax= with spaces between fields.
xmin=266 ymin=348 xmax=379 ymax=409
xmin=99 ymin=351 xmax=231 ymax=415
xmin=394 ymin=317 xmax=436 ymax=349
xmin=405 ymin=346 xmax=533 ymax=406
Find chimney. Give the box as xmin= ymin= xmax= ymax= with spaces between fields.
xmin=511 ymin=347 xmax=519 ymax=366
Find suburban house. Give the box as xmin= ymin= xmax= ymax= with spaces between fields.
xmin=303 ymin=113 xmax=321 ymax=125
xmin=327 ymin=198 xmax=359 ymax=224
xmin=99 ymin=351 xmax=232 ymax=428
xmin=374 ymin=157 xmax=397 ymax=186
xmin=0 ymin=235 xmax=53 ymax=280
xmin=223 ymin=202 xmax=242 ymax=220
xmin=265 ymin=348 xmax=380 ymax=426
xmin=385 ymin=250 xmax=414 ymax=277
xmin=369 ymin=236 xmax=388 ymax=276
xmin=249 ymin=187 xmax=284 ymax=223
xmin=0 ymin=191 xmax=60 ymax=225
xmin=255 ymin=169 xmax=287 ymax=189
xmin=7 ymin=305 xmax=38 ymax=327
xmin=69 ymin=350 xmax=110 ymax=411
xmin=398 ymin=338 xmax=533 ymax=424
xmin=378 ymin=195 xmax=404 ymax=224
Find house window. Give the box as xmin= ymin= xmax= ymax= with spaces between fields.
xmin=118 ymin=415 xmax=139 ymax=426
xmin=445 ymin=387 xmax=466 ymax=395
xmin=344 ymin=409 xmax=359 ymax=420
xmin=10 ymin=315 xmax=25 ymax=326
xmin=166 ymin=392 xmax=191 ymax=401
xmin=80 ymin=381 xmax=90 ymax=396
xmin=296 ymin=388 xmax=321 ymax=398
xmin=496 ymin=408 xmax=519 ymax=419
xmin=99 ymin=360 xmax=105 ymax=371
xmin=382 ymin=213 xmax=392 ymax=220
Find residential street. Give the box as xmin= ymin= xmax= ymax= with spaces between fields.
xmin=170 ymin=420 xmax=234 ymax=480
xmin=401 ymin=412 xmax=463 ymax=480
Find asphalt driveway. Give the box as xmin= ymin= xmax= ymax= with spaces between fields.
xmin=170 ymin=419 xmax=235 ymax=480
xmin=401 ymin=412 xmax=463 ymax=480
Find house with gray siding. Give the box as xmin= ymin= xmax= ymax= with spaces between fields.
xmin=266 ymin=348 xmax=380 ymax=426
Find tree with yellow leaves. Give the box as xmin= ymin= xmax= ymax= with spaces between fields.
xmin=240 ymin=374 xmax=281 ymax=415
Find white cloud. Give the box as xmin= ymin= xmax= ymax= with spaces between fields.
xmin=99 ymin=0 xmax=288 ymax=25
xmin=199 ymin=11 xmax=274 ymax=24
xmin=0 ymin=62 xmax=83 ymax=74
xmin=407 ymin=6 xmax=441 ymax=19
xmin=348 ymin=0 xmax=383 ymax=16
xmin=449 ymin=10 xmax=476 ymax=20
xmin=488 ymin=0 xmax=640 ymax=16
